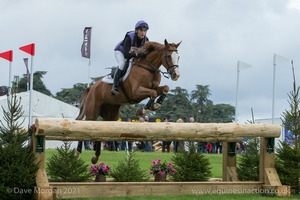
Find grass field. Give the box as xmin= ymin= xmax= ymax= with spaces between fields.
xmin=46 ymin=148 xmax=223 ymax=178
xmin=45 ymin=148 xmax=299 ymax=200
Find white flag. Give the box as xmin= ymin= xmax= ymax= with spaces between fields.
xmin=237 ymin=61 xmax=252 ymax=71
xmin=273 ymin=54 xmax=289 ymax=65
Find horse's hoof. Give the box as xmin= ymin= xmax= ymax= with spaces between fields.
xmin=136 ymin=108 xmax=143 ymax=116
xmin=153 ymin=103 xmax=161 ymax=110
xmin=91 ymin=156 xmax=98 ymax=164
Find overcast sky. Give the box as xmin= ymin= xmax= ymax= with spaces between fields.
xmin=1 ymin=0 xmax=300 ymax=123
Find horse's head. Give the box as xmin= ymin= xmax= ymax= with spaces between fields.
xmin=162 ymin=39 xmax=181 ymax=81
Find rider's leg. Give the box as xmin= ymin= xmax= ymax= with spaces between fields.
xmin=111 ymin=68 xmax=123 ymax=95
xmin=111 ymin=51 xmax=126 ymax=95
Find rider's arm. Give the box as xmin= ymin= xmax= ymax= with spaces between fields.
xmin=123 ymin=36 xmax=136 ymax=59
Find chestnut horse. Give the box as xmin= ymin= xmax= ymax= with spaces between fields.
xmin=76 ymin=39 xmax=181 ymax=163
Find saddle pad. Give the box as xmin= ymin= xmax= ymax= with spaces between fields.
xmin=102 ymin=62 xmax=132 ymax=84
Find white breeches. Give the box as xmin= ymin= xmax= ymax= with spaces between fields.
xmin=114 ymin=51 xmax=126 ymax=70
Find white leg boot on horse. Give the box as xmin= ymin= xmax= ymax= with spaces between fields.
xmin=153 ymin=92 xmax=167 ymax=110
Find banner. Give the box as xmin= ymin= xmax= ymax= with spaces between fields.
xmin=19 ymin=43 xmax=35 ymax=56
xmin=0 ymin=50 xmax=13 ymax=62
xmin=23 ymin=58 xmax=30 ymax=85
xmin=81 ymin=27 xmax=92 ymax=58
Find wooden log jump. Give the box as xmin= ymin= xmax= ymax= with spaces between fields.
xmin=32 ymin=118 xmax=290 ymax=200
xmin=35 ymin=118 xmax=281 ymax=142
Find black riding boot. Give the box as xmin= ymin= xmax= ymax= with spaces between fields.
xmin=111 ymin=68 xmax=123 ymax=95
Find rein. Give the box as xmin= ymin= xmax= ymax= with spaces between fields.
xmin=133 ymin=49 xmax=177 ymax=79
xmin=164 ymin=49 xmax=179 ymax=77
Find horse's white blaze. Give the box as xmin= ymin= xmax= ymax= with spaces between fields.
xmin=171 ymin=51 xmax=179 ymax=65
xmin=171 ymin=51 xmax=180 ymax=80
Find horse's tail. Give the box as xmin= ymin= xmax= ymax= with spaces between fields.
xmin=75 ymin=88 xmax=90 ymax=120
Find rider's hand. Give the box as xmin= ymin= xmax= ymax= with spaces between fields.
xmin=137 ymin=52 xmax=147 ymax=58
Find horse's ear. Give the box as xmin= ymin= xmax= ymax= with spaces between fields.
xmin=175 ymin=41 xmax=182 ymax=48
xmin=164 ymin=39 xmax=169 ymax=46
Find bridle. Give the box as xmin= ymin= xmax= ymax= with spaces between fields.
xmin=163 ymin=49 xmax=179 ymax=79
xmin=133 ymin=48 xmax=179 ymax=79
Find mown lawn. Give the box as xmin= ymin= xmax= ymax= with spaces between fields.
xmin=45 ymin=148 xmax=223 ymax=178
xmin=45 ymin=148 xmax=299 ymax=200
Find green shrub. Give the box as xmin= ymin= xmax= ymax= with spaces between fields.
xmin=237 ymin=138 xmax=260 ymax=181
xmin=276 ymin=142 xmax=300 ymax=194
xmin=111 ymin=152 xmax=148 ymax=182
xmin=277 ymin=65 xmax=300 ymax=194
xmin=171 ymin=143 xmax=212 ymax=181
xmin=47 ymin=141 xmax=91 ymax=182
xmin=0 ymin=94 xmax=39 ymax=200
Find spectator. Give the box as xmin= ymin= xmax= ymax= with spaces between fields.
xmin=121 ymin=118 xmax=133 ymax=152
xmin=216 ymin=142 xmax=222 ymax=154
xmin=162 ymin=118 xmax=171 ymax=153
xmin=84 ymin=141 xmax=92 ymax=150
xmin=143 ymin=116 xmax=153 ymax=152
xmin=173 ymin=118 xmax=185 ymax=152
xmin=206 ymin=142 xmax=212 ymax=153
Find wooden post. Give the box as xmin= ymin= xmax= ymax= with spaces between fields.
xmin=259 ymin=137 xmax=281 ymax=185
xmin=32 ymin=128 xmax=54 ymax=200
xmin=222 ymin=142 xmax=238 ymax=181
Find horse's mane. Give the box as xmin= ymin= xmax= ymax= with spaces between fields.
xmin=144 ymin=41 xmax=164 ymax=52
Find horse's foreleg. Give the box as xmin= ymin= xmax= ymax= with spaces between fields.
xmin=144 ymin=98 xmax=155 ymax=110
xmin=133 ymin=86 xmax=158 ymax=116
xmin=91 ymin=141 xmax=101 ymax=164
xmin=153 ymin=85 xmax=169 ymax=110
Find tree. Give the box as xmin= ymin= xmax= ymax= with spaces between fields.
xmin=276 ymin=62 xmax=300 ymax=194
xmin=47 ymin=141 xmax=91 ymax=182
xmin=120 ymin=104 xmax=144 ymax=120
xmin=0 ymin=92 xmax=39 ymax=200
xmin=111 ymin=152 xmax=148 ymax=182
xmin=211 ymin=103 xmax=235 ymax=123
xmin=55 ymin=83 xmax=88 ymax=105
xmin=0 ymin=86 xmax=8 ymax=96
xmin=237 ymin=137 xmax=260 ymax=181
xmin=190 ymin=85 xmax=213 ymax=122
xmin=172 ymin=143 xmax=212 ymax=181
xmin=18 ymin=71 xmax=52 ymax=96
xmin=155 ymin=87 xmax=192 ymax=122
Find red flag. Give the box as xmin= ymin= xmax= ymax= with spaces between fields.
xmin=0 ymin=50 xmax=13 ymax=62
xmin=19 ymin=43 xmax=35 ymax=56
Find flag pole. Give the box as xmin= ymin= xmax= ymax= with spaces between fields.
xmin=235 ymin=61 xmax=251 ymax=122
xmin=235 ymin=61 xmax=240 ymax=122
xmin=28 ymin=55 xmax=34 ymax=127
xmin=88 ymin=27 xmax=92 ymax=87
xmin=8 ymin=61 xmax=12 ymax=96
xmin=272 ymin=54 xmax=289 ymax=124
xmin=272 ymin=54 xmax=276 ymax=124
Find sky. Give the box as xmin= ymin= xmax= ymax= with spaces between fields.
xmin=1 ymin=0 xmax=300 ymax=123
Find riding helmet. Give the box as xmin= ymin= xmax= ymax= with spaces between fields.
xmin=135 ymin=20 xmax=149 ymax=30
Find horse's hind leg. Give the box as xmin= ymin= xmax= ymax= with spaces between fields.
xmin=91 ymin=105 xmax=121 ymax=164
xmin=75 ymin=141 xmax=82 ymax=157
xmin=91 ymin=141 xmax=101 ymax=164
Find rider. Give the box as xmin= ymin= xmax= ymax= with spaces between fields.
xmin=111 ymin=20 xmax=149 ymax=95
